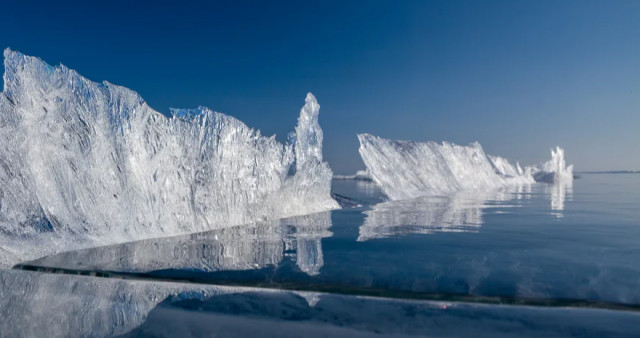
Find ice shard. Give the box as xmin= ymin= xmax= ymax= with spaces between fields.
xmin=0 ymin=49 xmax=337 ymax=267
xmin=357 ymin=134 xmax=535 ymax=200
xmin=358 ymin=133 xmax=572 ymax=200
xmin=531 ymin=146 xmax=574 ymax=183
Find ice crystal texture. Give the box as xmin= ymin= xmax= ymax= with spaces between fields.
xmin=531 ymin=146 xmax=574 ymax=183
xmin=0 ymin=49 xmax=337 ymax=266
xmin=358 ymin=133 xmax=572 ymax=200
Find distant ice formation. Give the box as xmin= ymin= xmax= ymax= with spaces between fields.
xmin=333 ymin=170 xmax=372 ymax=181
xmin=0 ymin=49 xmax=337 ymax=267
xmin=358 ymin=133 xmax=573 ymax=200
xmin=358 ymin=134 xmax=534 ymax=200
xmin=530 ymin=147 xmax=574 ymax=183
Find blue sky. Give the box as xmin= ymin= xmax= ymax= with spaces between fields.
xmin=1 ymin=0 xmax=638 ymax=172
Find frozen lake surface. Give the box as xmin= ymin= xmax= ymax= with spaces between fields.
xmin=2 ymin=173 xmax=640 ymax=336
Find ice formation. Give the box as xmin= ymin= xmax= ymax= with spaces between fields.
xmin=531 ymin=147 xmax=574 ymax=183
xmin=0 ymin=49 xmax=337 ymax=267
xmin=333 ymin=170 xmax=372 ymax=181
xmin=358 ymin=134 xmax=534 ymax=200
xmin=358 ymin=134 xmax=573 ymax=200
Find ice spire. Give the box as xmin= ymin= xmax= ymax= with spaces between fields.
xmin=293 ymin=93 xmax=324 ymax=172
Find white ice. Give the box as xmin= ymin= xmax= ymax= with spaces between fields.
xmin=358 ymin=133 xmax=573 ymax=201
xmin=531 ymin=146 xmax=575 ymax=183
xmin=0 ymin=49 xmax=337 ymax=267
xmin=333 ymin=170 xmax=372 ymax=181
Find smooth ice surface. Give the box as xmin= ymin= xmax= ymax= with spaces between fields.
xmin=358 ymin=133 xmax=573 ymax=200
xmin=358 ymin=185 xmax=533 ymax=241
xmin=25 ymin=211 xmax=333 ymax=277
xmin=24 ymin=174 xmax=640 ymax=307
xmin=0 ymin=49 xmax=337 ymax=267
xmin=3 ymin=270 xmax=638 ymax=338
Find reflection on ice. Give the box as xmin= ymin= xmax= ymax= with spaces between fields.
xmin=8 ymin=174 xmax=640 ymax=326
xmin=549 ymin=180 xmax=573 ymax=217
xmin=3 ymin=269 xmax=635 ymax=338
xmin=359 ymin=187 xmax=527 ymax=241
xmin=358 ymin=182 xmax=574 ymax=241
xmin=26 ymin=212 xmax=332 ymax=277
xmin=359 ymin=194 xmax=483 ymax=241
xmin=355 ymin=180 xmax=382 ymax=196
xmin=284 ymin=213 xmax=332 ymax=276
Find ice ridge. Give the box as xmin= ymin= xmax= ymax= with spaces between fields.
xmin=358 ymin=133 xmax=573 ymax=200
xmin=531 ymin=146 xmax=574 ymax=183
xmin=0 ymin=49 xmax=337 ymax=266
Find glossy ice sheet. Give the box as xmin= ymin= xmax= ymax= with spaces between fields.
xmin=21 ymin=174 xmax=640 ymax=308
xmin=1 ymin=269 xmax=639 ymax=338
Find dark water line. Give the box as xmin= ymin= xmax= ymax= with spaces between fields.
xmin=13 ymin=263 xmax=640 ymax=313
